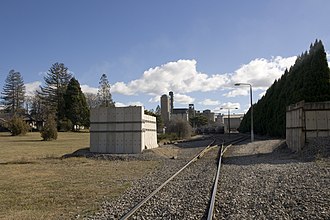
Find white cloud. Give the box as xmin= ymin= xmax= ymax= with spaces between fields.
xmin=174 ymin=93 xmax=195 ymax=105
xmin=112 ymin=81 xmax=135 ymax=95
xmin=81 ymin=84 xmax=98 ymax=94
xmin=148 ymin=96 xmax=161 ymax=103
xmin=223 ymin=88 xmax=249 ymax=97
xmin=25 ymin=81 xmax=41 ymax=97
xmin=213 ymin=102 xmax=241 ymax=113
xmin=227 ymin=56 xmax=296 ymax=97
xmin=259 ymin=91 xmax=266 ymax=98
xmin=199 ymin=99 xmax=220 ymax=106
xmin=110 ymin=57 xmax=296 ymax=100
xmin=115 ymin=101 xmax=143 ymax=107
xmin=111 ymin=59 xmax=230 ymax=96
xmin=231 ymin=56 xmax=296 ymax=89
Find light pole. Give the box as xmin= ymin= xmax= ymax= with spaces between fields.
xmin=234 ymin=83 xmax=254 ymax=142
xmin=220 ymin=107 xmax=238 ymax=138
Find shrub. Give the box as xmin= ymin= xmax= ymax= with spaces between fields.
xmin=8 ymin=115 xmax=29 ymax=136
xmin=167 ymin=118 xmax=192 ymax=139
xmin=41 ymin=114 xmax=58 ymax=141
xmin=58 ymin=118 xmax=73 ymax=131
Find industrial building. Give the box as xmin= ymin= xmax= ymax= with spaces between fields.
xmin=217 ymin=113 xmax=244 ymax=133
xmin=161 ymin=91 xmax=191 ymax=124
xmin=90 ymin=106 xmax=158 ymax=154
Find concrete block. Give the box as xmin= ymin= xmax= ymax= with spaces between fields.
xmin=316 ymin=111 xmax=327 ymax=130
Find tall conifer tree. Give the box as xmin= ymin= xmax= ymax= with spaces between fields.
xmin=38 ymin=63 xmax=72 ymax=125
xmin=64 ymin=77 xmax=90 ymax=129
xmin=1 ymin=70 xmax=26 ymax=115
xmin=97 ymin=74 xmax=115 ymax=107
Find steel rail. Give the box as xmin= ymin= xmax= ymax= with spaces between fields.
xmin=120 ymin=139 xmax=216 ymax=220
xmin=207 ymin=143 xmax=223 ymax=220
xmin=207 ymin=135 xmax=249 ymax=220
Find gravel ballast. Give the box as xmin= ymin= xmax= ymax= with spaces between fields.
xmin=215 ymin=139 xmax=329 ymax=219
xmin=85 ymin=136 xmax=329 ymax=219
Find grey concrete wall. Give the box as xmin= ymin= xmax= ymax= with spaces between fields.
xmin=90 ymin=106 xmax=158 ymax=154
xmin=286 ymin=101 xmax=330 ymax=152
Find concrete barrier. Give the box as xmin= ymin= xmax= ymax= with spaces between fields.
xmin=90 ymin=106 xmax=158 ymax=153
xmin=286 ymin=101 xmax=330 ymax=152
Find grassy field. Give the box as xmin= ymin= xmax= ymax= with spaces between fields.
xmin=0 ymin=132 xmax=158 ymax=220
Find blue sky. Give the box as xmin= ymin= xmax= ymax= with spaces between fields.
xmin=1 ymin=0 xmax=329 ymax=114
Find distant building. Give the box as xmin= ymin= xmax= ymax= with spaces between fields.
xmin=220 ymin=113 xmax=244 ymax=133
xmin=172 ymin=108 xmax=189 ymax=121
xmin=160 ymin=94 xmax=170 ymax=125
xmin=188 ymin=104 xmax=195 ymax=118
xmin=202 ymin=109 xmax=215 ymax=125
xmin=169 ymin=91 xmax=174 ymax=114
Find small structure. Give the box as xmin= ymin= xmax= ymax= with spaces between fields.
xmin=90 ymin=106 xmax=158 ymax=154
xmin=220 ymin=114 xmax=244 ymax=133
xmin=286 ymin=101 xmax=330 ymax=152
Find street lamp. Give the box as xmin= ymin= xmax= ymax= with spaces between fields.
xmin=234 ymin=83 xmax=254 ymax=142
xmin=220 ymin=107 xmax=238 ymax=138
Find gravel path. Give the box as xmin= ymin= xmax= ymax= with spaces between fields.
xmin=85 ymin=136 xmax=329 ymax=219
xmin=215 ymin=139 xmax=330 ymax=219
xmin=86 ymin=139 xmax=216 ymax=220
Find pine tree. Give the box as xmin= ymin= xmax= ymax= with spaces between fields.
xmin=64 ymin=77 xmax=90 ymax=130
xmin=97 ymin=74 xmax=115 ymax=107
xmin=38 ymin=63 xmax=72 ymax=126
xmin=1 ymin=70 xmax=26 ymax=115
xmin=239 ymin=40 xmax=330 ymax=137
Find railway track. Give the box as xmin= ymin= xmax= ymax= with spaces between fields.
xmin=119 ymin=134 xmax=249 ymax=220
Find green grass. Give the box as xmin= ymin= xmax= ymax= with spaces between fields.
xmin=0 ymin=132 xmax=158 ymax=219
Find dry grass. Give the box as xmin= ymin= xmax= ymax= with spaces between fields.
xmin=0 ymin=132 xmax=158 ymax=219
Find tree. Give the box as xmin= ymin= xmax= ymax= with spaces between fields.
xmin=8 ymin=115 xmax=29 ymax=136
xmin=189 ymin=114 xmax=208 ymax=128
xmin=167 ymin=118 xmax=192 ymax=139
xmin=1 ymin=70 xmax=25 ymax=115
xmin=41 ymin=113 xmax=58 ymax=141
xmin=64 ymin=77 xmax=90 ymax=130
xmin=97 ymin=74 xmax=115 ymax=107
xmin=239 ymin=39 xmax=330 ymax=137
xmin=145 ymin=107 xmax=164 ymax=132
xmin=38 ymin=63 xmax=72 ymax=126
xmin=29 ymin=93 xmax=46 ymax=122
xmin=84 ymin=92 xmax=99 ymax=109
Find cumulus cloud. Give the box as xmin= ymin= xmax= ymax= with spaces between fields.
xmin=199 ymin=99 xmax=220 ymax=106
xmin=226 ymin=56 xmax=296 ymax=97
xmin=230 ymin=56 xmax=296 ymax=89
xmin=25 ymin=81 xmax=41 ymax=97
xmin=213 ymin=102 xmax=241 ymax=113
xmin=81 ymin=84 xmax=98 ymax=94
xmin=259 ymin=91 xmax=266 ymax=98
xmin=115 ymin=101 xmax=143 ymax=107
xmin=223 ymin=88 xmax=249 ymax=97
xmin=111 ymin=59 xmax=230 ymax=96
xmin=110 ymin=57 xmax=296 ymax=100
xmin=174 ymin=93 xmax=195 ymax=105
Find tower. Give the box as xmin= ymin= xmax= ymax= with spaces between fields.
xmin=160 ymin=94 xmax=170 ymax=125
xmin=169 ymin=91 xmax=174 ymax=114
